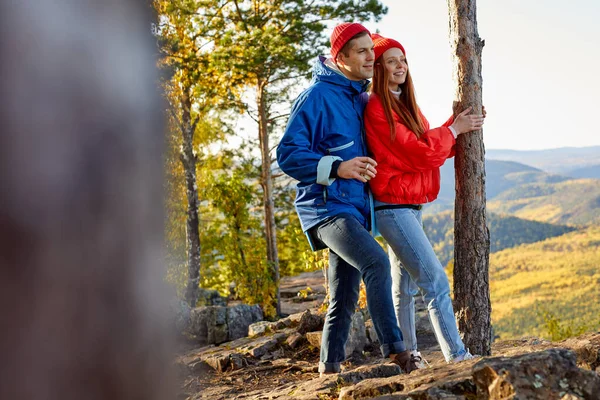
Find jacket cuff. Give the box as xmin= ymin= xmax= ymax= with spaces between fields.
xmin=317 ymin=155 xmax=343 ymax=186
xmin=448 ymin=125 xmax=458 ymax=138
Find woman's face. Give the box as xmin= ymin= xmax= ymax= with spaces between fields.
xmin=382 ymin=47 xmax=408 ymax=91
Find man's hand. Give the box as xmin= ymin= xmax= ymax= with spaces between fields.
xmin=337 ymin=157 xmax=377 ymax=182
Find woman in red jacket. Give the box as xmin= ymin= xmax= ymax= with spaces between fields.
xmin=364 ymin=34 xmax=484 ymax=366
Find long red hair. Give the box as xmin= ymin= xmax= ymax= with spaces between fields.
xmin=371 ymin=56 xmax=425 ymax=141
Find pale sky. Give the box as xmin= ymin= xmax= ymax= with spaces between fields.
xmin=360 ymin=0 xmax=600 ymax=150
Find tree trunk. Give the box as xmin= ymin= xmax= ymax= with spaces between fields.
xmin=257 ymin=81 xmax=281 ymax=315
xmin=0 ymin=0 xmax=170 ymax=398
xmin=447 ymin=0 xmax=492 ymax=355
xmin=181 ymin=90 xmax=202 ymax=307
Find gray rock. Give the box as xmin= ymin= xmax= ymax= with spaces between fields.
xmin=229 ymin=353 xmax=248 ymax=371
xmin=338 ymin=364 xmax=405 ymax=399
xmin=187 ymin=304 xmax=262 ymax=344
xmin=286 ymin=332 xmax=306 ymax=349
xmin=274 ymin=318 xmax=293 ymax=330
xmin=415 ymin=310 xmax=434 ymax=336
xmin=169 ymin=298 xmax=192 ymax=332
xmin=227 ymin=304 xmax=263 ymax=340
xmin=204 ymin=352 xmax=233 ymax=372
xmin=303 ymin=312 xmax=366 ymax=357
xmin=365 ymin=319 xmax=379 ymax=346
xmin=248 ymin=321 xmax=274 ymax=337
xmin=345 ymin=311 xmax=367 ymax=357
xmin=296 ymin=309 xmax=324 ymax=334
xmin=559 ymin=332 xmax=600 ymax=371
xmin=189 ymin=306 xmax=228 ymax=344
xmin=239 ymin=333 xmax=286 ymax=358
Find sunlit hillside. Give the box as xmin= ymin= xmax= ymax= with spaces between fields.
xmin=423 ymin=211 xmax=576 ymax=267
xmin=487 ymin=178 xmax=600 ymax=225
xmin=429 ymin=159 xmax=571 ymax=214
xmin=489 ymin=226 xmax=600 ymax=340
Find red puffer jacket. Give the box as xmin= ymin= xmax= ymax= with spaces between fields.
xmin=364 ymin=93 xmax=456 ymax=205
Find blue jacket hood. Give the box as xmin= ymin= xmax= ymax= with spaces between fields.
xmin=312 ymin=56 xmax=370 ymax=94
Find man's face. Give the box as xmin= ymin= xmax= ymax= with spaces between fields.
xmin=337 ymin=35 xmax=375 ymax=81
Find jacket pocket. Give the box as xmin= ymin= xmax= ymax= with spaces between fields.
xmin=327 ymin=140 xmax=354 ymax=154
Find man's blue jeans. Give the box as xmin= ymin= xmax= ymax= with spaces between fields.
xmin=376 ymin=207 xmax=467 ymax=362
xmin=313 ymin=214 xmax=406 ymax=373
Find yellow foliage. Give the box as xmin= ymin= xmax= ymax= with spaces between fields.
xmin=490 ymin=226 xmax=600 ymax=339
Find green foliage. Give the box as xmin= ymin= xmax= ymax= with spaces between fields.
xmin=211 ymin=0 xmax=388 ymax=85
xmin=274 ymin=178 xmax=315 ymax=276
xmin=157 ymin=1 xmax=391 ymax=315
xmin=539 ymin=309 xmax=589 ymax=341
xmin=200 ymin=150 xmax=278 ymax=317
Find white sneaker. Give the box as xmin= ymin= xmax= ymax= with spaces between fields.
xmin=410 ymin=350 xmax=430 ymax=369
xmin=452 ymin=350 xmax=481 ymax=363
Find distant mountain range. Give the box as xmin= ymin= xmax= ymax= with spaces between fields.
xmin=418 ymin=146 xmax=600 ymax=341
xmin=428 ymin=149 xmax=600 ymax=225
xmin=486 ymin=146 xmax=600 ymax=175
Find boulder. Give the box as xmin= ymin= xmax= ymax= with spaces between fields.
xmin=189 ymin=306 xmax=228 ymax=344
xmin=473 ymin=348 xmax=600 ymax=399
xmin=559 ymin=332 xmax=600 ymax=372
xmin=227 ymin=304 xmax=263 ymax=340
xmin=187 ymin=304 xmax=263 ymax=344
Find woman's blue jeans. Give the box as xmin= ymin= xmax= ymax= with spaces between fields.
xmin=313 ymin=214 xmax=405 ymax=373
xmin=375 ymin=207 xmax=467 ymax=362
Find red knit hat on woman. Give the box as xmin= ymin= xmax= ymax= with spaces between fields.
xmin=330 ymin=22 xmax=370 ymax=60
xmin=372 ymin=33 xmax=406 ymax=61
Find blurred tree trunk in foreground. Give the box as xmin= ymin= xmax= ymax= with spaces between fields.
xmin=0 ymin=1 xmax=172 ymax=399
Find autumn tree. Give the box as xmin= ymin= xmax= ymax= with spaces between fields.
xmin=447 ymin=0 xmax=492 ymax=355
xmin=211 ymin=0 xmax=388 ymax=315
xmin=155 ymin=0 xmax=238 ymax=306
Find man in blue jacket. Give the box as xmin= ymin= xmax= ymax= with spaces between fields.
xmin=277 ymin=23 xmax=419 ymax=375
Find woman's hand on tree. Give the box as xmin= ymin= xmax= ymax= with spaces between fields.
xmin=451 ymin=106 xmax=485 ymax=135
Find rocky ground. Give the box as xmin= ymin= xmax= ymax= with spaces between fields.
xmin=176 ymin=271 xmax=600 ymax=399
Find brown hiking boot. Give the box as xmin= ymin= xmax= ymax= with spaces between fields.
xmin=390 ymin=350 xmax=420 ymax=374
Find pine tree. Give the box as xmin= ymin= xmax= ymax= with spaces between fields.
xmin=448 ymin=0 xmax=492 ymax=355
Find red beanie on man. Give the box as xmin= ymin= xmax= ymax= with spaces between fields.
xmin=372 ymin=33 xmax=406 ymax=61
xmin=330 ymin=23 xmax=370 ymax=60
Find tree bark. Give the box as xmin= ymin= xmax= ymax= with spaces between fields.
xmin=181 ymin=90 xmax=202 ymax=307
xmin=447 ymin=0 xmax=492 ymax=355
xmin=257 ymin=81 xmax=281 ymax=315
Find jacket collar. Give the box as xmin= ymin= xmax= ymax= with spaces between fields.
xmin=312 ymin=56 xmax=369 ymax=94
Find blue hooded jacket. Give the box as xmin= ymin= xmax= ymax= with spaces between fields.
xmin=277 ymin=56 xmax=371 ymax=250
